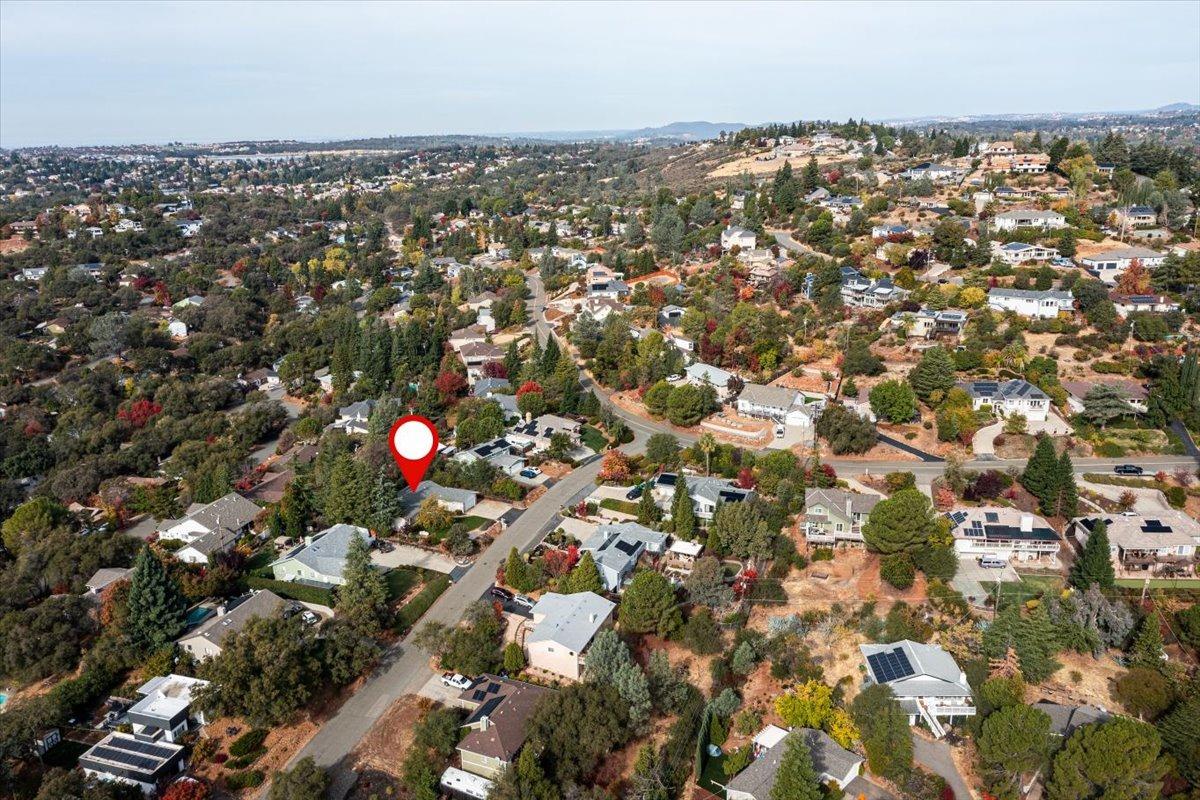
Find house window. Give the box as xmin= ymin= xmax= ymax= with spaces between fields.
xmin=835 ymin=523 xmax=844 ymax=532
xmin=547 ymin=647 xmax=555 ymax=653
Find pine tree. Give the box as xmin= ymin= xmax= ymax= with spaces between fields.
xmin=1069 ymin=519 xmax=1115 ymax=590
xmin=126 ymin=547 xmax=187 ymax=652
xmin=672 ymin=476 xmax=696 ymax=540
xmin=336 ymin=532 xmax=389 ymax=634
xmin=907 ymin=346 xmax=956 ymax=403
xmin=1021 ymin=437 xmax=1058 ymax=508
xmin=561 ymin=552 xmax=602 ymax=594
xmin=1051 ymin=451 xmax=1078 ymax=518
xmin=504 ymin=547 xmax=533 ymax=593
xmin=770 ymin=734 xmax=823 ymax=800
xmin=367 ymin=470 xmax=403 ymax=535
xmin=1158 ymin=694 xmax=1200 ymax=785
xmin=1128 ymin=617 xmax=1165 ymax=670
xmin=636 ymin=486 xmax=661 ymax=525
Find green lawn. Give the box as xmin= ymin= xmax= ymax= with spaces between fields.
xmin=697 ymin=753 xmax=728 ymax=796
xmin=599 ymin=497 xmax=640 ymax=515
xmin=581 ymin=425 xmax=607 ymax=452
xmin=982 ymin=573 xmax=1064 ymax=607
xmin=385 ymin=567 xmax=421 ymax=602
xmin=457 ymin=515 xmax=488 ymax=530
xmin=1115 ymin=578 xmax=1200 ymax=590
xmin=244 ymin=548 xmax=275 ymax=576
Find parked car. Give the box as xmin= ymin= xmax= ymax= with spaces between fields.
xmin=300 ymin=610 xmax=319 ymax=625
xmin=376 ymin=540 xmax=395 ymax=553
xmin=1114 ymin=464 xmax=1144 ymax=476
xmin=774 ymin=425 xmax=786 ymax=438
xmin=519 ymin=467 xmax=540 ymax=479
xmin=441 ymin=673 xmax=473 ymax=690
xmin=625 ymin=483 xmax=644 ymax=500
xmin=512 ymin=594 xmax=535 ymax=610
xmin=489 ymin=585 xmax=514 ymax=601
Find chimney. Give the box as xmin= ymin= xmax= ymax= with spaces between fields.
xmin=589 ymin=613 xmax=598 ymax=624
xmin=216 ymin=605 xmax=227 ymax=617
xmin=525 ymin=411 xmax=532 ymax=424
xmin=1020 ymin=514 xmax=1033 ymax=533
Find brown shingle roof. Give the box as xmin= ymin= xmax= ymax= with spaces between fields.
xmin=457 ymin=676 xmax=554 ymax=762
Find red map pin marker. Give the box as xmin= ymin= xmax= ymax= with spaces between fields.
xmin=388 ymin=415 xmax=440 ymax=491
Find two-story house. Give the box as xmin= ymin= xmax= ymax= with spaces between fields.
xmin=522 ymin=592 xmax=615 ymax=680
xmin=579 ymin=522 xmax=669 ymax=591
xmin=1069 ymin=511 xmax=1199 ymax=576
xmin=1079 ymin=247 xmax=1165 ymax=285
xmin=455 ymin=675 xmax=554 ymax=780
xmin=802 ymin=488 xmax=880 ymax=547
xmin=987 ymin=288 xmax=1074 ymax=319
xmin=859 ymin=640 xmax=975 ymax=738
xmin=946 ymin=507 xmax=1062 ymax=564
xmin=125 ymin=674 xmax=210 ymax=743
xmin=991 ymin=209 xmax=1066 ymax=232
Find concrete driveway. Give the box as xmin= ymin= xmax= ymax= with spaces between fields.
xmin=1079 ymin=479 xmax=1171 ymax=512
xmin=952 ymin=555 xmax=1019 ymax=607
xmin=971 ymin=421 xmax=1003 ymax=458
xmin=470 ymin=499 xmax=513 ymax=520
xmin=912 ymin=735 xmax=976 ymax=800
xmin=371 ymin=545 xmax=456 ymax=574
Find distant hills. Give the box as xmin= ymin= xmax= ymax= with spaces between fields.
xmin=502 ymin=120 xmax=750 ymax=143
xmin=880 ymin=102 xmax=1199 ymax=126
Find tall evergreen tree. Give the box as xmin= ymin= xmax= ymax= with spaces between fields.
xmin=336 ymin=532 xmax=389 ymax=634
xmin=561 ymin=551 xmax=602 ymax=594
xmin=1050 ymin=451 xmax=1078 ymax=518
xmin=126 ymin=546 xmax=187 ymax=652
xmin=367 ymin=470 xmax=403 ymax=535
xmin=672 ymin=476 xmax=696 ymax=540
xmin=637 ymin=486 xmax=662 ymax=525
xmin=770 ymin=734 xmax=822 ymax=800
xmin=907 ymin=346 xmax=956 ymax=403
xmin=1069 ymin=520 xmax=1116 ymax=590
xmin=1129 ymin=617 xmax=1165 ymax=670
xmin=1020 ymin=437 xmax=1058 ymax=508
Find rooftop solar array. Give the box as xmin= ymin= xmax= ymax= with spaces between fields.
xmin=84 ymin=735 xmax=179 ymax=774
xmin=867 ymin=647 xmax=915 ymax=683
xmin=1141 ymin=519 xmax=1173 ymax=533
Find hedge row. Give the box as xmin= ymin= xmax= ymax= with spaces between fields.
xmin=245 ymin=576 xmax=334 ymax=606
xmin=394 ymin=575 xmax=451 ymax=633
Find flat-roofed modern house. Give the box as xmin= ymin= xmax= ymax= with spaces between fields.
xmin=987 ymin=287 xmax=1074 ymax=319
xmin=522 ymin=591 xmax=615 ymax=680
xmin=958 ymin=379 xmax=1051 ymax=421
xmin=1080 ymin=247 xmax=1165 ymax=285
xmin=651 ymin=473 xmax=755 ymax=521
xmin=725 ymin=728 xmax=864 ymax=800
xmin=1069 ymin=511 xmax=1200 ymax=576
xmin=455 ymin=675 xmax=554 ymax=780
xmin=176 ymin=590 xmax=286 ymax=660
xmin=270 ymin=523 xmax=373 ymax=587
xmin=994 ymin=241 xmax=1059 ymax=265
xmin=859 ymin=640 xmax=975 ymax=738
xmin=579 ymin=522 xmax=669 ymax=591
xmin=888 ymin=308 xmax=968 ymax=340
xmin=126 ymin=674 xmax=209 ymax=743
xmin=802 ymin=488 xmax=880 ymax=547
xmin=79 ymin=732 xmax=186 ymax=795
xmin=946 ymin=507 xmax=1061 ymax=564
xmin=991 ymin=209 xmax=1067 ymax=232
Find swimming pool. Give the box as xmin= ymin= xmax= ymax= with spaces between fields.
xmin=184 ymin=606 xmax=214 ymax=627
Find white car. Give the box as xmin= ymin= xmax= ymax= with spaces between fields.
xmin=512 ymin=594 xmax=535 ymax=610
xmin=441 ymin=673 xmax=473 ymax=690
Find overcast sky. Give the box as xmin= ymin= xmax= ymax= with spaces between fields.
xmin=2 ymin=0 xmax=1198 ymax=148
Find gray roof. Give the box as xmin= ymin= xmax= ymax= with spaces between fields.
xmin=1031 ymin=702 xmax=1110 ymax=737
xmin=738 ymin=383 xmax=800 ymax=411
xmin=988 ymin=287 xmax=1073 ymax=302
xmin=85 ymin=567 xmax=131 ymax=593
xmin=804 ymin=488 xmax=880 ymax=519
xmin=272 ymin=524 xmax=370 ymax=580
xmin=181 ymin=590 xmax=285 ymax=650
xmin=1083 ymin=246 xmax=1163 ymax=261
xmin=959 ymin=379 xmax=1049 ymax=403
xmin=527 ymin=592 xmax=615 ymax=653
xmin=994 ymin=209 xmax=1064 ymax=221
xmin=182 ymin=527 xmax=240 ymax=557
xmin=685 ymin=362 xmax=734 ymax=388
xmin=581 ymin=523 xmax=668 ymax=588
xmin=471 ymin=377 xmax=511 ymax=396
xmin=407 ymin=480 xmax=477 ymax=511
xmin=654 ymin=473 xmax=752 ymax=506
xmin=159 ymin=492 xmax=261 ymax=536
xmin=725 ymin=729 xmax=863 ymax=798
xmin=859 ymin=640 xmax=972 ymax=699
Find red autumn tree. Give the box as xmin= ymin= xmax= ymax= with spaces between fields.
xmin=598 ymin=449 xmax=631 ymax=482
xmin=1116 ymin=259 xmax=1150 ymax=294
xmin=735 ymin=468 xmax=756 ymax=489
xmin=543 ymin=545 xmax=579 ymax=578
xmin=161 ymin=780 xmax=210 ymax=800
xmin=118 ymin=399 xmax=163 ymax=428
xmin=516 ymin=380 xmax=543 ymax=397
xmin=434 ymin=370 xmax=467 ymax=402
xmin=482 ymin=361 xmax=508 ymax=379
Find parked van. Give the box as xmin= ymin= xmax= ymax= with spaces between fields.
xmin=979 ymin=556 xmax=1007 ymax=569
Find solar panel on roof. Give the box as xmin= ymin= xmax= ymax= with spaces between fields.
xmin=985 ymin=512 xmax=999 ymax=523
xmin=472 ymin=689 xmax=486 ymax=701
xmin=112 ymin=737 xmax=177 ymax=759
xmin=486 ymin=682 xmax=501 ymax=694
xmin=90 ymin=746 xmax=160 ymax=772
xmin=868 ymin=647 xmax=916 ymax=683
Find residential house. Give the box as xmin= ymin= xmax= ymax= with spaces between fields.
xmin=508 ymin=413 xmax=582 ymax=454
xmin=1061 ymin=380 xmax=1148 ymax=415
xmin=651 ymin=473 xmax=754 ymax=520
xmin=957 ymin=379 xmax=1051 ymax=421
xmin=175 ymin=527 xmax=240 ymax=565
xmin=1111 ymin=205 xmax=1157 ymax=229
xmin=156 ymin=492 xmax=261 ymax=545
xmin=455 ymin=437 xmax=527 ymax=475
xmin=736 ymin=383 xmax=822 ymax=428
xmin=683 ymin=361 xmax=735 ymax=400
xmin=1069 ymin=511 xmax=1200 ymax=576
xmin=991 ymin=209 xmax=1067 ymax=232
xmin=841 ymin=268 xmax=909 ymax=308
xmin=522 ymin=591 xmax=616 ymax=680
xmin=242 ymin=367 xmax=281 ymax=391
xmin=872 ymin=224 xmax=911 ymax=240
xmin=79 ymin=733 xmax=185 ymax=795
xmin=1109 ymin=293 xmax=1181 ymax=317
xmin=987 ymin=287 xmax=1074 ymax=319
xmin=720 ymin=225 xmax=757 ymax=251
xmin=946 ymin=507 xmax=1061 ymax=564
xmin=888 ymin=308 xmax=967 ymax=340
xmin=405 ymin=480 xmax=479 ymax=516
xmin=658 ymin=304 xmax=686 ymax=325
xmin=472 ymin=378 xmax=519 ymax=419
xmin=1096 ymin=163 xmax=1117 ymax=177
xmin=459 ymin=341 xmax=505 ymax=380
xmin=994 ymin=241 xmax=1059 ymax=265
xmin=16 ymin=266 xmax=48 ymax=282
xmin=983 ymin=141 xmax=1016 ymax=157
xmin=579 ymin=522 xmax=669 ymax=591
xmin=802 ymin=488 xmax=880 ymax=547
xmin=126 ymin=674 xmax=209 ymax=743
xmin=900 ymin=162 xmax=963 ymax=183
xmin=1008 ymin=154 xmax=1051 ymax=174
xmin=314 ymin=367 xmax=333 ymax=392
xmin=455 ymin=675 xmax=554 ymax=779
xmin=725 ymin=728 xmax=863 ymax=800
xmin=859 ymin=640 xmax=975 ymax=737
xmin=449 ymin=323 xmax=490 ymax=352
xmin=329 ymin=399 xmax=375 ymax=436
xmin=1080 ymin=247 xmax=1165 ymax=285
xmin=177 ymin=590 xmax=286 ymax=660
xmin=586 ymin=264 xmax=630 ymax=300
xmin=85 ymin=567 xmax=131 ymax=597
xmin=270 ymin=523 xmax=373 ymax=587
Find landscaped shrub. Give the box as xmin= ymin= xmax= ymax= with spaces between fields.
xmin=394 ymin=575 xmax=451 ymax=633
xmin=880 ymin=554 xmax=915 ymax=590
xmin=1095 ymin=442 xmax=1127 ymax=458
xmin=228 ymin=729 xmax=268 ymax=758
xmin=1165 ymin=486 xmax=1187 ymax=508
xmin=226 ymin=749 xmax=266 ymax=770
xmin=225 ymin=770 xmax=265 ymax=790
xmin=811 ymin=547 xmax=834 ymax=562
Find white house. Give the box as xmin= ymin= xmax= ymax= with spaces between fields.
xmin=1112 ymin=205 xmax=1157 ymax=229
xmin=683 ymin=361 xmax=735 ymax=400
xmin=987 ymin=288 xmax=1073 ymax=319
xmin=508 ymin=413 xmax=582 ymax=454
xmin=859 ymin=640 xmax=975 ymax=738
xmin=1079 ymin=247 xmax=1165 ymax=285
xmin=523 ymin=592 xmax=615 ymax=680
xmin=651 ymin=473 xmax=754 ymax=520
xmin=156 ymin=492 xmax=261 ymax=545
xmin=991 ymin=209 xmax=1067 ymax=232
xmin=126 ymin=674 xmax=210 ymax=743
xmin=1070 ymin=511 xmax=1200 ymax=576
xmin=993 ymin=241 xmax=1059 ymax=265
xmin=946 ymin=507 xmax=1061 ymax=564
xmin=958 ymin=379 xmax=1051 ymax=421
xmin=1109 ymin=293 xmax=1181 ymax=317
xmin=176 ymin=590 xmax=286 ymax=660
xmin=720 ymin=225 xmax=757 ymax=251
xmin=79 ymin=733 xmax=185 ymax=795
xmin=736 ymin=383 xmax=822 ymax=428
